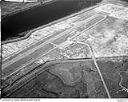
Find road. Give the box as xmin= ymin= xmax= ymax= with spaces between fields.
xmin=88 ymin=44 xmax=111 ymax=98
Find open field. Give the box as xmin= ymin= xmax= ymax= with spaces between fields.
xmin=2 ymin=56 xmax=128 ymax=98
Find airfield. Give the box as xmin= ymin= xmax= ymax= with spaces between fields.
xmin=2 ymin=3 xmax=128 ymax=98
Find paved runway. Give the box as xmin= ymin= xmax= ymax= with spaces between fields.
xmin=2 ymin=9 xmax=106 ymax=79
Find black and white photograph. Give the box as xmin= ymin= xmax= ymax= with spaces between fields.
xmin=1 ymin=0 xmax=128 ymax=100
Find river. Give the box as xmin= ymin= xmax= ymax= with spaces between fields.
xmin=2 ymin=0 xmax=102 ymax=41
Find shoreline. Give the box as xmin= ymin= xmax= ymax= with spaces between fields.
xmin=2 ymin=3 xmax=101 ymax=45
xmin=2 ymin=0 xmax=127 ymax=44
xmin=1 ymin=0 xmax=57 ymax=19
